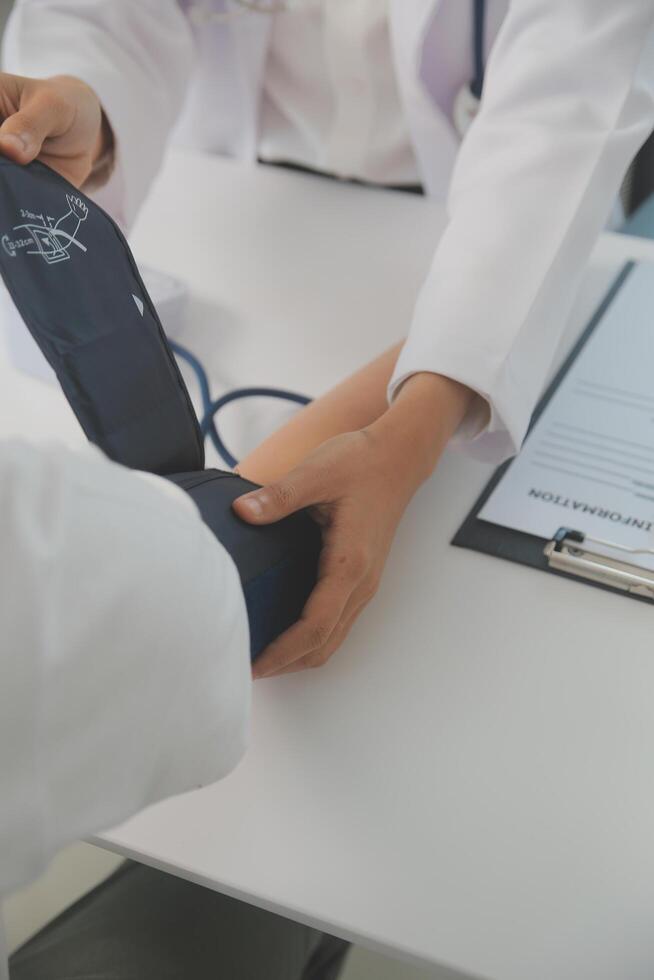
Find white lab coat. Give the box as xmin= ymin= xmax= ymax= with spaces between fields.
xmin=0 ymin=440 xmax=250 ymax=978
xmin=5 ymin=0 xmax=654 ymax=462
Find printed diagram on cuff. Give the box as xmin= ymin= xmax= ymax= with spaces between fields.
xmin=2 ymin=193 xmax=88 ymax=265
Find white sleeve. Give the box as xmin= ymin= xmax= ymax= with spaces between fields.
xmin=2 ymin=0 xmax=194 ymax=227
xmin=389 ymin=0 xmax=654 ymax=463
xmin=0 ymin=440 xmax=250 ymax=899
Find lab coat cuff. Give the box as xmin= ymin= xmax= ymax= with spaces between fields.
xmin=388 ymin=345 xmax=533 ymax=465
xmin=74 ymin=71 xmax=150 ymax=228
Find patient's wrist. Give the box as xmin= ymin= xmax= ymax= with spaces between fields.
xmin=368 ymin=372 xmax=475 ymax=484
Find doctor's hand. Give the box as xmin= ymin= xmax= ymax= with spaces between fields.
xmin=0 ymin=73 xmax=108 ymax=187
xmin=234 ymin=373 xmax=474 ymax=678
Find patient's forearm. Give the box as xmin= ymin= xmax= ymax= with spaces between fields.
xmin=237 ymin=342 xmax=403 ymax=484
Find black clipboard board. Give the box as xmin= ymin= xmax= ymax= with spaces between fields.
xmin=452 ymin=261 xmax=654 ymax=604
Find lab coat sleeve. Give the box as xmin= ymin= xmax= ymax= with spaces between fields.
xmin=390 ymin=0 xmax=654 ymax=463
xmin=0 ymin=440 xmax=250 ymax=899
xmin=2 ymin=0 xmax=194 ymax=227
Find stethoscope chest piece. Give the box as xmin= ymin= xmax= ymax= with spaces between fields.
xmin=453 ymin=83 xmax=481 ymax=140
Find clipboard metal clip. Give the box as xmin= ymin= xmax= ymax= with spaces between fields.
xmin=544 ymin=528 xmax=654 ymax=599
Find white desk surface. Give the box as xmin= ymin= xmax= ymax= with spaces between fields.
xmin=3 ymin=150 xmax=654 ymax=980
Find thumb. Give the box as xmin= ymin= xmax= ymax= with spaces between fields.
xmin=0 ymin=85 xmax=69 ymax=164
xmin=233 ymin=465 xmax=325 ymax=525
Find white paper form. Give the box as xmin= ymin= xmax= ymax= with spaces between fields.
xmin=479 ymin=263 xmax=654 ymax=571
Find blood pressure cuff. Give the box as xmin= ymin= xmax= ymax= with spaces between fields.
xmin=0 ymin=158 xmax=320 ymax=659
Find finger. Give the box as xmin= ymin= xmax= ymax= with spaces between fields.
xmin=253 ymin=535 xmax=373 ymax=677
xmin=0 ymin=85 xmax=71 ymax=164
xmin=233 ymin=459 xmax=331 ymax=525
xmin=266 ymin=561 xmax=382 ymax=678
xmin=252 ymin=542 xmax=368 ymax=678
xmin=266 ymin=596 xmax=364 ymax=677
xmin=252 ymin=580 xmax=352 ymax=678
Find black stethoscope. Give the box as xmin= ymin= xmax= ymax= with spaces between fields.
xmin=471 ymin=0 xmax=487 ymax=101
xmin=454 ymin=0 xmax=486 ymax=138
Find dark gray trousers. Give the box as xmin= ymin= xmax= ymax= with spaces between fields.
xmin=9 ymin=861 xmax=350 ymax=980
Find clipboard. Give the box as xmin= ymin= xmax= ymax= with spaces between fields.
xmin=452 ymin=261 xmax=654 ymax=604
